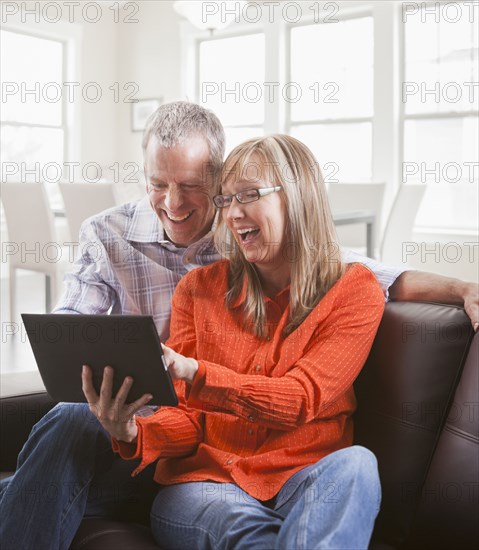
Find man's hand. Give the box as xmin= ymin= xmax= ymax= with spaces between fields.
xmin=162 ymin=345 xmax=198 ymax=384
xmin=82 ymin=365 xmax=152 ymax=443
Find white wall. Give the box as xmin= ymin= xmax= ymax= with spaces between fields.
xmin=78 ymin=9 xmax=119 ymax=169
xmin=117 ymin=1 xmax=183 ymax=172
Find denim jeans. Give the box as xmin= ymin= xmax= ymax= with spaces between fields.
xmin=0 ymin=401 xmax=381 ymax=550
xmin=0 ymin=403 xmax=157 ymax=550
xmin=150 ymin=446 xmax=381 ymax=550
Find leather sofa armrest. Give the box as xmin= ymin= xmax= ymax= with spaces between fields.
xmin=0 ymin=392 xmax=56 ymax=472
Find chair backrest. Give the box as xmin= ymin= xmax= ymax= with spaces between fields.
xmin=1 ymin=182 xmax=57 ymax=271
xmin=380 ymin=183 xmax=426 ymax=266
xmin=59 ymin=182 xmax=116 ymax=240
xmin=327 ymin=182 xmax=385 ymax=253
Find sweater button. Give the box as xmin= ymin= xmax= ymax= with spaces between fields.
xmin=255 ymin=365 xmax=261 ymax=372
xmin=248 ymin=429 xmax=254 ymax=436
xmin=227 ymin=458 xmax=233 ymax=465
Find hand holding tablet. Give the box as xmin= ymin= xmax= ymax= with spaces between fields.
xmin=81 ymin=364 xmax=152 ymax=443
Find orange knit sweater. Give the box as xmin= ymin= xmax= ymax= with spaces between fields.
xmin=113 ymin=260 xmax=384 ymax=501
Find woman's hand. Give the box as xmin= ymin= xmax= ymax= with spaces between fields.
xmin=81 ymin=365 xmax=153 ymax=443
xmin=162 ymin=345 xmax=198 ymax=384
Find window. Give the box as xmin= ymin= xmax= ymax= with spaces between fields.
xmin=198 ymin=32 xmax=265 ymax=153
xmin=1 ymin=30 xmax=66 ymax=189
xmin=402 ymin=2 xmax=478 ymax=231
xmin=188 ymin=3 xmax=477 ymax=235
xmin=289 ymin=16 xmax=374 ymax=182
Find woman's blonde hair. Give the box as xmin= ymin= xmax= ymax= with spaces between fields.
xmin=214 ymin=134 xmax=345 ymax=338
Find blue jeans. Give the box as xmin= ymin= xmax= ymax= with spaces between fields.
xmin=150 ymin=446 xmax=381 ymax=550
xmin=0 ymin=402 xmax=380 ymax=550
xmin=0 ymin=403 xmax=157 ymax=550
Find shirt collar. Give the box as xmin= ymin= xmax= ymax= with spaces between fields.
xmin=231 ymin=276 xmax=249 ymax=308
xmin=125 ymin=195 xmax=162 ymax=243
xmin=230 ymin=273 xmax=290 ymax=309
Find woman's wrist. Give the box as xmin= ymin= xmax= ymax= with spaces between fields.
xmin=116 ymin=419 xmax=138 ymax=443
xmin=185 ymin=358 xmax=199 ymax=384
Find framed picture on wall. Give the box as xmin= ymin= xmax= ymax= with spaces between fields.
xmin=131 ymin=98 xmax=162 ymax=132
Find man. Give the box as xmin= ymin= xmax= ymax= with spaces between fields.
xmin=0 ymin=101 xmax=477 ymax=550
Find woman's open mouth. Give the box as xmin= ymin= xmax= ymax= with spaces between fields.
xmin=237 ymin=227 xmax=260 ymax=244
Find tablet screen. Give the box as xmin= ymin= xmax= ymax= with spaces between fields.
xmin=21 ymin=314 xmax=178 ymax=406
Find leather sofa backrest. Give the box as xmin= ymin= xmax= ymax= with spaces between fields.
xmin=408 ymin=333 xmax=478 ymax=549
xmin=354 ymin=302 xmax=475 ymax=548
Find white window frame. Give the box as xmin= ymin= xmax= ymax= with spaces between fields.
xmin=284 ymin=8 xmax=374 ymax=139
xmin=398 ymin=0 xmax=478 ymax=235
xmin=1 ymin=16 xmax=82 ymax=168
xmin=181 ymin=0 xmax=477 ymax=236
xmin=181 ymin=20 xmax=267 ymax=141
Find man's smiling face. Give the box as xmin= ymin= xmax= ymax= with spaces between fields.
xmin=145 ymin=134 xmax=216 ymax=247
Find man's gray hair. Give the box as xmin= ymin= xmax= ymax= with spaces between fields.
xmin=142 ymin=101 xmax=225 ymax=176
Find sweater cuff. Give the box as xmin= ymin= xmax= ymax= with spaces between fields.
xmin=186 ymin=360 xmax=241 ymax=414
xmin=111 ymin=418 xmax=143 ymax=460
xmin=186 ymin=360 xmax=207 ymax=409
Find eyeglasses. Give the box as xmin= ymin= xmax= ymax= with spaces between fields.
xmin=213 ymin=186 xmax=282 ymax=209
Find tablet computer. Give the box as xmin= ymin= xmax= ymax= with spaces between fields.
xmin=21 ymin=313 xmax=178 ymax=407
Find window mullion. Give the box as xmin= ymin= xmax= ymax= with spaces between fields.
xmin=405 ymin=111 xmax=479 ymax=120
xmin=61 ymin=38 xmax=68 ymax=163
xmin=0 ymin=121 xmax=63 ymax=130
xmin=372 ymin=1 xmax=400 ymax=220
xmin=263 ymin=18 xmax=282 ymax=134
xmin=290 ymin=116 xmax=372 ymax=126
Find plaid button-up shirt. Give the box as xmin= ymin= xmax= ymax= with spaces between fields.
xmin=54 ymin=196 xmax=405 ymax=342
xmin=54 ymin=196 xmax=219 ymax=342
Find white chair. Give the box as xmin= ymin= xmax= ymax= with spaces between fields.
xmin=328 ymin=182 xmax=386 ymax=258
xmin=1 ymin=182 xmax=72 ymax=321
xmin=380 ymin=183 xmax=427 ymax=266
xmin=59 ymin=182 xmax=117 ymax=241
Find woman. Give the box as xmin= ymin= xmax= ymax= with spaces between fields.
xmin=84 ymin=135 xmax=385 ymax=549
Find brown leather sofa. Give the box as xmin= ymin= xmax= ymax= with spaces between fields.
xmin=1 ymin=301 xmax=477 ymax=549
